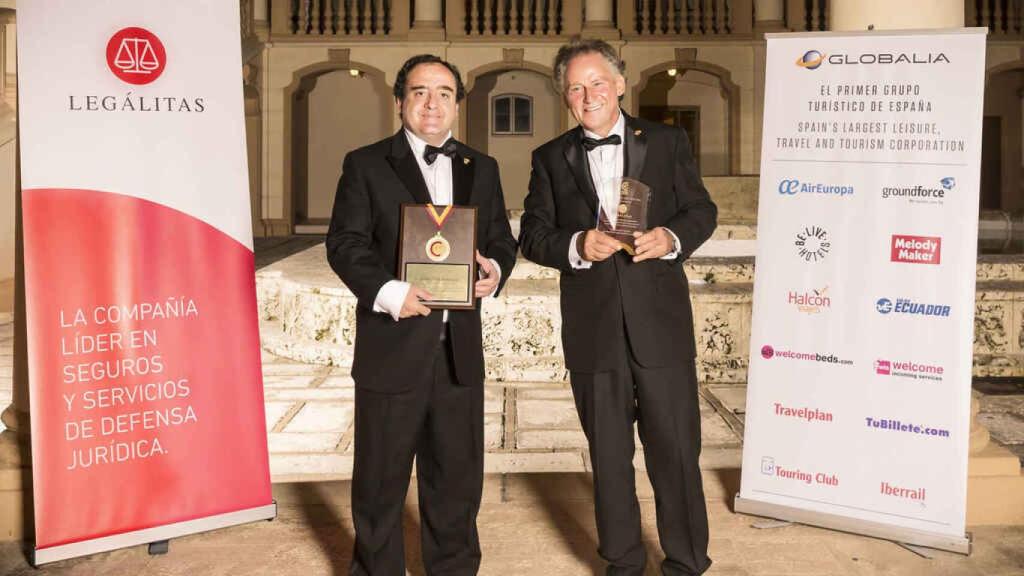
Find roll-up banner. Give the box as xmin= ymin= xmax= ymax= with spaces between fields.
xmin=18 ymin=0 xmax=275 ymax=564
xmin=736 ymin=29 xmax=985 ymax=554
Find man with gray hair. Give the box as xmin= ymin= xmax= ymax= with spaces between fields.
xmin=520 ymin=39 xmax=716 ymax=575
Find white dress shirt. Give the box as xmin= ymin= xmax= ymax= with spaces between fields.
xmin=568 ymin=110 xmax=681 ymax=269
xmin=373 ymin=129 xmax=502 ymax=321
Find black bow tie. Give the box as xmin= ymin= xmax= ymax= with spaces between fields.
xmin=423 ymin=139 xmax=458 ymax=165
xmin=582 ymin=134 xmax=622 ymax=152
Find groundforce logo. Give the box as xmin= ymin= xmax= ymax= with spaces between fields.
xmin=881 ymin=177 xmax=954 ymax=203
xmin=778 ymin=179 xmax=854 ymax=197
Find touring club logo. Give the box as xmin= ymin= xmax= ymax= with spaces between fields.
xmin=106 ymin=27 xmax=166 ymax=85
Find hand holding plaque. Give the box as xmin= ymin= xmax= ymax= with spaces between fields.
xmin=596 ymin=177 xmax=651 ymax=255
xmin=398 ymin=204 xmax=478 ymax=310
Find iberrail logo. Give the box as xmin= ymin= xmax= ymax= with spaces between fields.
xmin=796 ymin=50 xmax=825 ymax=70
xmin=106 ymin=27 xmax=166 ymax=85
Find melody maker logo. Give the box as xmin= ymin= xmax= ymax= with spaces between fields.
xmin=106 ymin=28 xmax=166 ymax=85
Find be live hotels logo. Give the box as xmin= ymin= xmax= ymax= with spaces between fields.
xmin=106 ymin=27 xmax=166 ymax=85
xmin=795 ymin=226 xmax=830 ymax=262
xmin=891 ymin=235 xmax=941 ymax=265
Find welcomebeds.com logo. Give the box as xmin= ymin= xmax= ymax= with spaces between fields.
xmin=760 ymin=345 xmax=854 ymax=366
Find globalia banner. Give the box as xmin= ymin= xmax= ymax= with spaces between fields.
xmin=736 ymin=29 xmax=985 ymax=554
xmin=17 ymin=1 xmax=275 ymax=564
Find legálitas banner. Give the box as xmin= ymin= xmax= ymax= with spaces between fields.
xmin=18 ymin=0 xmax=274 ymax=564
xmin=736 ymin=29 xmax=985 ymax=554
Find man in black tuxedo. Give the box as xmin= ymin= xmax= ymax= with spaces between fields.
xmin=326 ymin=54 xmax=517 ymax=575
xmin=519 ymin=39 xmax=717 ymax=576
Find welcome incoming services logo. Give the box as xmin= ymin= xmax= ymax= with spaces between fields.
xmin=796 ymin=50 xmax=825 ymax=70
xmin=106 ymin=27 xmax=166 ymax=85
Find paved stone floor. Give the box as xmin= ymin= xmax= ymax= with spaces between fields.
xmin=1 ymin=471 xmax=1023 ymax=575
xmin=2 ymin=308 xmax=1024 ymax=574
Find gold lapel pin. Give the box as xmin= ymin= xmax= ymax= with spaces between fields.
xmin=463 ymin=157 xmax=471 ymax=165
xmin=634 ymin=129 xmax=643 ymax=136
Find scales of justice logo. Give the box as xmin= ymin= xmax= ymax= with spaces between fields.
xmin=106 ymin=27 xmax=166 ymax=85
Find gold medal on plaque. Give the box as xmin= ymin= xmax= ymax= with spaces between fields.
xmin=425 ymin=232 xmax=451 ymax=262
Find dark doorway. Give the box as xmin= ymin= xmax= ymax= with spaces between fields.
xmin=981 ymin=115 xmax=1002 ymax=211
xmin=639 ymin=105 xmax=700 ymax=173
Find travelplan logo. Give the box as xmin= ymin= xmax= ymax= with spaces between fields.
xmin=778 ymin=179 xmax=854 ymax=197
xmin=891 ymin=235 xmax=941 ymax=265
xmin=875 ymin=297 xmax=950 ymax=317
xmin=796 ymin=50 xmax=825 ymax=70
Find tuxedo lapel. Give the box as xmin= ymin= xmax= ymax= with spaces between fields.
xmin=563 ymin=127 xmax=599 ymax=216
xmin=623 ymin=113 xmax=648 ymax=181
xmin=386 ymin=131 xmax=432 ymax=205
xmin=452 ymin=142 xmax=475 ymax=206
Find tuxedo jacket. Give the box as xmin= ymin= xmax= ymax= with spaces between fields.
xmin=519 ymin=113 xmax=717 ymax=372
xmin=326 ymin=131 xmax=517 ymax=392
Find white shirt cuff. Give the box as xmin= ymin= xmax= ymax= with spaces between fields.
xmin=482 ymin=258 xmax=502 ymax=298
xmin=660 ymin=227 xmax=681 ymax=260
xmin=373 ymin=280 xmax=410 ymax=322
xmin=568 ymin=231 xmax=593 ymax=269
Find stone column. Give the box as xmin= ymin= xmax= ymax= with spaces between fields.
xmin=582 ymin=0 xmax=618 ymax=39
xmin=408 ymin=0 xmax=444 ymax=40
xmin=830 ymin=0 xmax=963 ymax=31
xmin=754 ymin=0 xmax=785 ymax=32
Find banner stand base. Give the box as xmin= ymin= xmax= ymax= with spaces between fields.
xmin=32 ymin=502 xmax=278 ymax=566
xmin=734 ymin=494 xmax=971 ymax=555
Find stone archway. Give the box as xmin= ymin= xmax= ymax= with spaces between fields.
xmin=984 ymin=62 xmax=1024 ymax=213
xmin=283 ymin=60 xmax=391 ymax=232
xmin=461 ymin=61 xmax=567 ymax=210
xmin=631 ymin=60 xmax=741 ymax=176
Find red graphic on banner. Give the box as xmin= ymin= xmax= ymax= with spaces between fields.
xmin=22 ymin=188 xmax=270 ymax=550
xmin=890 ymin=235 xmax=941 ymax=265
xmin=106 ymin=27 xmax=166 ymax=85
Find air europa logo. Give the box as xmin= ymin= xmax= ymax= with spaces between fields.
xmin=106 ymin=27 xmax=166 ymax=85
